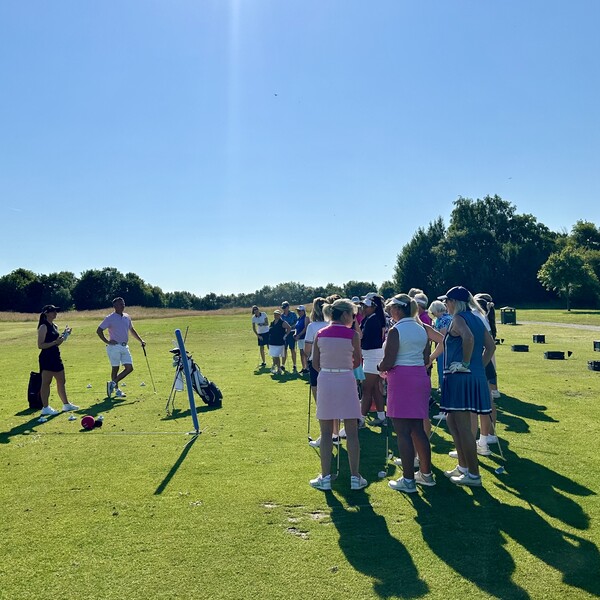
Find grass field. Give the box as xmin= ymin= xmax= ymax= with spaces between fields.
xmin=1 ymin=309 xmax=599 ymax=599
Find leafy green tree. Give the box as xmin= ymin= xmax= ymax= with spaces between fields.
xmin=393 ymin=217 xmax=446 ymax=295
xmin=0 ymin=268 xmax=39 ymax=312
xmin=40 ymin=271 xmax=77 ymax=310
xmin=538 ymin=248 xmax=599 ymax=310
xmin=570 ymin=220 xmax=600 ymax=251
xmin=72 ymin=267 xmax=125 ymax=310
xmin=378 ymin=280 xmax=396 ymax=299
xmin=343 ymin=280 xmax=377 ymax=299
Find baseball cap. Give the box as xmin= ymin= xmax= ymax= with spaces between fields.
xmin=361 ymin=298 xmax=375 ymax=307
xmin=351 ymin=296 xmax=360 ymax=303
xmin=362 ymin=292 xmax=377 ymax=300
xmin=438 ymin=286 xmax=470 ymax=302
xmin=42 ymin=304 xmax=60 ymax=313
xmin=274 ymin=309 xmax=282 ymax=315
xmin=296 ymin=305 xmax=306 ymax=311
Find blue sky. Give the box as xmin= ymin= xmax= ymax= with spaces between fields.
xmin=1 ymin=1 xmax=599 ymax=296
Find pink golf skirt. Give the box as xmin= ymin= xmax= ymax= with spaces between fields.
xmin=316 ymin=370 xmax=362 ymax=420
xmin=386 ymin=365 xmax=431 ymax=419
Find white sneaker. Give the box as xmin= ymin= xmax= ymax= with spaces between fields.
xmin=432 ymin=413 xmax=446 ymax=421
xmin=476 ymin=442 xmax=492 ymax=456
xmin=115 ymin=389 xmax=126 ymax=398
xmin=415 ymin=471 xmax=436 ymax=487
xmin=388 ymin=478 xmax=417 ymax=493
xmin=491 ymin=390 xmax=501 ymax=399
xmin=309 ymin=474 xmax=331 ymax=490
xmin=338 ymin=427 xmax=347 ymax=439
xmin=41 ymin=406 xmax=59 ymax=416
xmin=393 ymin=457 xmax=420 ymax=468
xmin=308 ymin=437 xmax=321 ymax=448
xmin=106 ymin=381 xmax=117 ymax=397
xmin=350 ymin=475 xmax=367 ymax=490
xmin=62 ymin=403 xmax=79 ymax=412
xmin=450 ymin=472 xmax=482 ymax=487
xmin=448 ymin=450 xmax=458 ymax=459
xmin=486 ymin=435 xmax=498 ymax=444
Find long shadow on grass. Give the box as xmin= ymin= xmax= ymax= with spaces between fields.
xmin=1 ymin=397 xmax=132 ymax=444
xmin=497 ymin=394 xmax=558 ymax=425
xmin=161 ymin=403 xmax=221 ymax=421
xmin=154 ymin=434 xmax=199 ymax=495
xmin=325 ymin=490 xmax=429 ymax=598
xmin=413 ymin=442 xmax=599 ymax=599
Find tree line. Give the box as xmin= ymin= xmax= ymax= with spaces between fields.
xmin=1 ymin=196 xmax=598 ymax=313
xmin=392 ymin=196 xmax=600 ymax=309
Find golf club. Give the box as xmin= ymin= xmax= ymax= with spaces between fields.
xmin=378 ymin=417 xmax=391 ymax=478
xmin=429 ymin=412 xmax=446 ymax=440
xmin=142 ymin=344 xmax=157 ymax=394
xmin=307 ymin=383 xmax=313 ymax=442
xmin=488 ymin=415 xmax=506 ymax=473
xmin=334 ymin=419 xmax=340 ymax=480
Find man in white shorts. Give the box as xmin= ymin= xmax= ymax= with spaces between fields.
xmin=96 ymin=297 xmax=146 ymax=398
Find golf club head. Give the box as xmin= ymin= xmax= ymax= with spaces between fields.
xmin=494 ymin=466 xmax=505 ymax=474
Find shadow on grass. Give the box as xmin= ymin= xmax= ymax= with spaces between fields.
xmin=1 ymin=397 xmax=133 ymax=444
xmin=498 ymin=394 xmax=558 ymax=424
xmin=154 ymin=433 xmax=199 ymax=495
xmin=161 ymin=402 xmax=221 ymax=421
xmin=325 ymin=490 xmax=429 ymax=598
xmin=412 ymin=441 xmax=600 ymax=598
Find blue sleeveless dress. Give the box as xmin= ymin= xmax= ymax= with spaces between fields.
xmin=440 ymin=311 xmax=491 ymax=414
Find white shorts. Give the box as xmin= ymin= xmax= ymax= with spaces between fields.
xmin=297 ymin=339 xmax=305 ymax=351
xmin=269 ymin=345 xmax=285 ymax=358
xmin=362 ymin=348 xmax=384 ymax=375
xmin=106 ymin=344 xmax=133 ymax=367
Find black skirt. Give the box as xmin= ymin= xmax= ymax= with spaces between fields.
xmin=39 ymin=349 xmax=64 ymax=373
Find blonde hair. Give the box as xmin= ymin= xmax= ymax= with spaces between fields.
xmin=387 ymin=294 xmax=417 ymax=318
xmin=310 ymin=297 xmax=326 ymax=322
xmin=323 ymin=298 xmax=358 ymax=322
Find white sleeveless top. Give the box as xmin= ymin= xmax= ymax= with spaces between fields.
xmin=392 ymin=318 xmax=428 ymax=367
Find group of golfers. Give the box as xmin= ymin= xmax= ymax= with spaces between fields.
xmin=253 ymin=286 xmax=498 ymax=493
xmin=36 ymin=297 xmax=145 ymax=416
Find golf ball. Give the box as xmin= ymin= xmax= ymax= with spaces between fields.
xmin=68 ymin=415 xmax=77 ymax=421
xmin=378 ymin=470 xmax=387 ymax=478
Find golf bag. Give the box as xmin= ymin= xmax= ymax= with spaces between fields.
xmin=28 ymin=371 xmax=43 ymax=410
xmin=169 ymin=348 xmax=223 ymax=408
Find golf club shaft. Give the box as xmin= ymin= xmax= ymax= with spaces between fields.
xmin=307 ymin=383 xmax=312 ymax=440
xmin=429 ymin=413 xmax=445 ymax=440
xmin=142 ymin=345 xmax=158 ymax=394
xmin=489 ymin=415 xmax=505 ymax=460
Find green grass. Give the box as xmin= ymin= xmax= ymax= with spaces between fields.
xmin=1 ymin=311 xmax=599 ymax=599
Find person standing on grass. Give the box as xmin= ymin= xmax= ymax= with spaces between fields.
xmin=268 ymin=309 xmax=291 ymax=375
xmin=251 ymin=305 xmax=270 ymax=367
xmin=96 ymin=297 xmax=146 ymax=399
xmin=280 ymin=301 xmax=298 ymax=372
xmin=305 ymin=297 xmax=329 ymax=448
xmin=309 ymin=298 xmax=366 ymax=491
xmin=37 ymin=305 xmax=79 ymax=416
xmin=438 ymin=286 xmax=495 ymax=487
xmin=359 ymin=294 xmax=387 ymax=426
xmin=293 ymin=305 xmax=310 ymax=374
xmin=377 ymin=295 xmax=436 ymax=494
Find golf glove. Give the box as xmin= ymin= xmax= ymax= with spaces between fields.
xmin=445 ymin=361 xmax=471 ymax=374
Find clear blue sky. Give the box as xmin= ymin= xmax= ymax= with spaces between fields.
xmin=1 ymin=1 xmax=599 ymax=296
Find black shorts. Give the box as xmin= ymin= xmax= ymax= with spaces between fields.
xmin=285 ymin=335 xmax=296 ymax=350
xmin=257 ymin=332 xmax=269 ymax=347
xmin=308 ymin=360 xmax=318 ymax=387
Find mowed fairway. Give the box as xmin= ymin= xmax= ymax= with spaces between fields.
xmin=1 ymin=309 xmax=599 ymax=600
